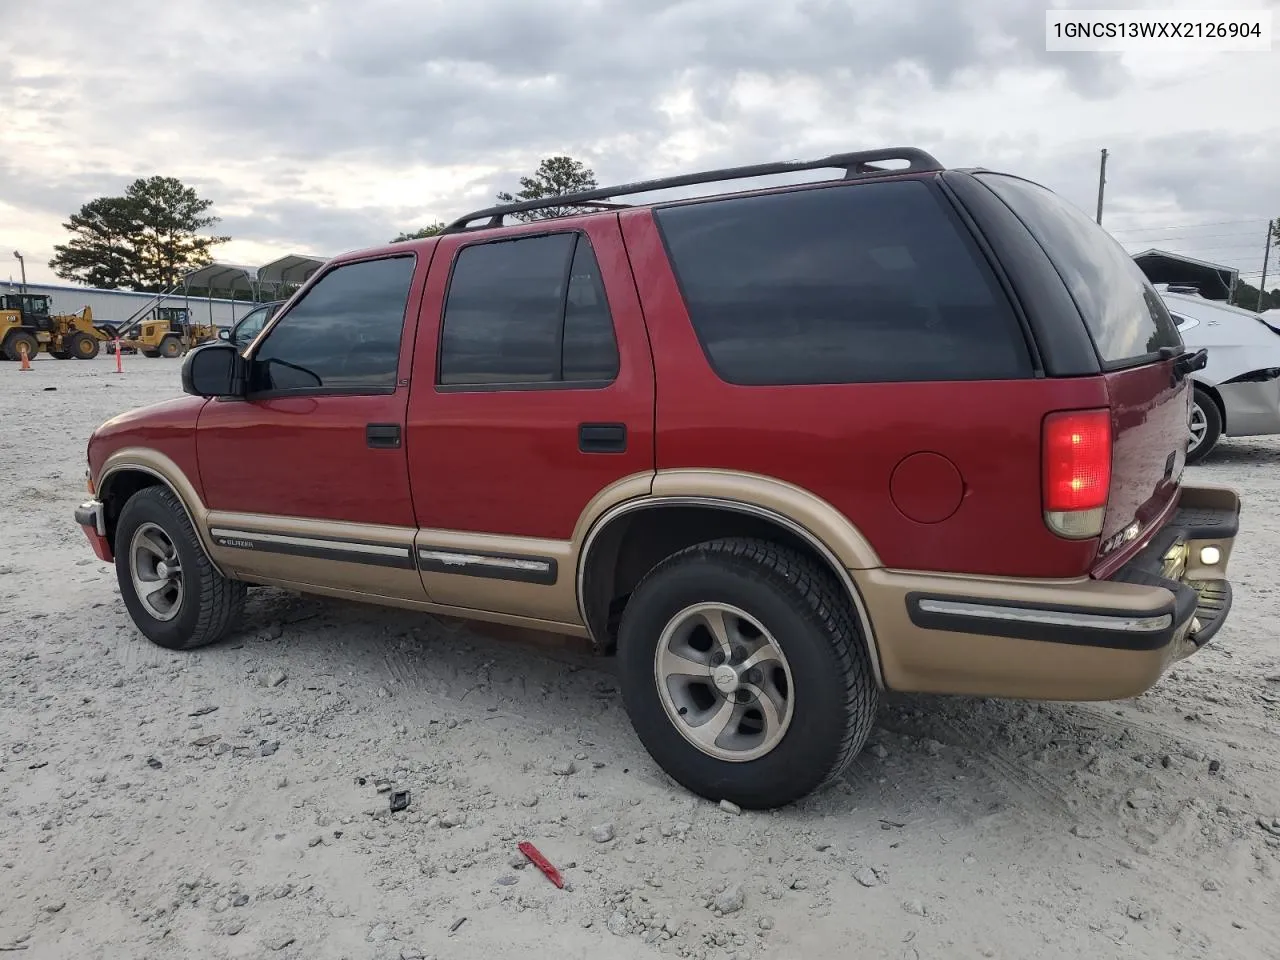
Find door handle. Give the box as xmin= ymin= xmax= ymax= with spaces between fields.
xmin=366 ymin=423 xmax=402 ymax=449
xmin=579 ymin=422 xmax=627 ymax=453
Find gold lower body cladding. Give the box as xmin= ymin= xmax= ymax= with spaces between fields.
xmin=95 ymin=449 xmax=1239 ymax=702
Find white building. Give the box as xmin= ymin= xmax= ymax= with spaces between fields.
xmin=1 ymin=254 xmax=329 ymax=331
xmin=0 ymin=279 xmax=252 ymax=329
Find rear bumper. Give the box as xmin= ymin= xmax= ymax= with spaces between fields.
xmin=75 ymin=499 xmax=113 ymax=562
xmin=859 ymin=484 xmax=1240 ymax=700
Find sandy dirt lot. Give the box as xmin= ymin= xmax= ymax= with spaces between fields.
xmin=1 ymin=354 xmax=1278 ymax=960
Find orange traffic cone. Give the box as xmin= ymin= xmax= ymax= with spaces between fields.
xmin=115 ymin=339 xmax=123 ymax=374
xmin=18 ymin=343 xmax=32 ymax=371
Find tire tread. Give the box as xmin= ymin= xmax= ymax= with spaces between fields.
xmin=630 ymin=536 xmax=878 ymax=794
xmin=118 ymin=486 xmax=245 ymax=650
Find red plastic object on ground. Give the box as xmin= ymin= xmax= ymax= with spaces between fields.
xmin=518 ymin=841 xmax=564 ymax=889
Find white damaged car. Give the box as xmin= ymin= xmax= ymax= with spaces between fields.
xmin=1160 ymin=285 xmax=1280 ymax=463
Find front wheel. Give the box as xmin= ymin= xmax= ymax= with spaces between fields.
xmin=617 ymin=537 xmax=878 ymax=809
xmin=114 ymin=486 xmax=246 ymax=650
xmin=66 ymin=331 xmax=100 ymax=359
xmin=159 ymin=336 xmax=183 ymax=358
xmin=4 ymin=331 xmax=38 ymax=362
xmin=1187 ymin=387 xmax=1222 ymax=465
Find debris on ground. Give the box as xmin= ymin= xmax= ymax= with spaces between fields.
xmin=517 ymin=841 xmax=565 ymax=889
xmin=4 ymin=359 xmax=1279 ymax=959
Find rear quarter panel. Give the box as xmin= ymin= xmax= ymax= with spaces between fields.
xmin=621 ymin=208 xmax=1108 ymax=579
xmin=1098 ymin=361 xmax=1187 ymax=557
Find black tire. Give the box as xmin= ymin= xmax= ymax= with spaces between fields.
xmin=66 ymin=331 xmax=100 ymax=360
xmin=49 ymin=349 xmax=71 ymax=360
xmin=1187 ymin=387 xmax=1222 ymax=465
xmin=159 ymin=336 xmax=183 ymax=358
xmin=114 ymin=485 xmax=246 ymax=650
xmin=617 ymin=537 xmax=878 ymax=809
xmin=141 ymin=348 xmax=161 ymax=358
xmin=4 ymin=331 xmax=38 ymax=362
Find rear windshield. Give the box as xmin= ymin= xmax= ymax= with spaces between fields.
xmin=654 ymin=178 xmax=1032 ymax=386
xmin=975 ymin=173 xmax=1181 ymax=365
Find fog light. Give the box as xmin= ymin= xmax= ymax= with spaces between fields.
xmin=1200 ymin=545 xmax=1221 ymax=566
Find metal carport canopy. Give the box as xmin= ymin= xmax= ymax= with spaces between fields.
xmin=182 ymin=263 xmax=257 ymax=295
xmin=1131 ymin=249 xmax=1239 ymax=301
xmin=257 ymin=254 xmax=328 ymax=288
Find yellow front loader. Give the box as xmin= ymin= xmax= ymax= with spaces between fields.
xmin=0 ymin=294 xmax=119 ymax=361
xmin=109 ymin=307 xmax=219 ymax=358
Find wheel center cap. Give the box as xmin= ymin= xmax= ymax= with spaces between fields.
xmin=712 ymin=664 xmax=739 ymax=694
xmin=156 ymin=561 xmax=170 ymax=578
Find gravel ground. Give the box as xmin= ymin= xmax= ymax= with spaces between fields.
xmin=2 ymin=354 xmax=1279 ymax=960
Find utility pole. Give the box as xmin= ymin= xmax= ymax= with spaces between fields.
xmin=12 ymin=250 xmax=26 ymax=292
xmin=1095 ymin=148 xmax=1108 ymax=225
xmin=1259 ymin=219 xmax=1274 ymax=312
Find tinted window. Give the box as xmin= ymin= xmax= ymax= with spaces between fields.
xmin=249 ymin=256 xmax=415 ymax=393
xmin=233 ymin=304 xmax=271 ymax=343
xmin=655 ymin=179 xmax=1031 ymax=385
xmin=562 ymin=237 xmax=620 ymax=381
xmin=977 ymin=174 xmax=1182 ymax=364
xmin=439 ymin=232 xmax=619 ymax=386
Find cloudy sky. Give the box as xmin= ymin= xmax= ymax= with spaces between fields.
xmin=2 ymin=0 xmax=1277 ymax=289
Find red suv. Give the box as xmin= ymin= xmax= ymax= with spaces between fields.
xmin=75 ymin=148 xmax=1240 ymax=809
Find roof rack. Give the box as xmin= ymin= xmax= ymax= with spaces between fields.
xmin=445 ymin=147 xmax=942 ymax=232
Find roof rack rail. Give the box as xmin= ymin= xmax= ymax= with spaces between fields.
xmin=445 ymin=147 xmax=942 ymax=232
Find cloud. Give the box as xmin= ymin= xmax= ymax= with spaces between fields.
xmin=0 ymin=0 xmax=1274 ymax=283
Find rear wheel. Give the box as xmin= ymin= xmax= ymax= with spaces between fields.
xmin=1187 ymin=387 xmax=1222 ymax=464
xmin=49 ymin=349 xmax=71 ymax=360
xmin=141 ymin=349 xmax=161 ymax=358
xmin=159 ymin=336 xmax=183 ymax=358
xmin=617 ymin=537 xmax=878 ymax=809
xmin=4 ymin=331 xmax=38 ymax=362
xmin=114 ymin=486 xmax=246 ymax=650
xmin=66 ymin=331 xmax=100 ymax=360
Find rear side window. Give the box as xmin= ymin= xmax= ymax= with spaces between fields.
xmin=976 ymin=173 xmax=1182 ymax=365
xmin=438 ymin=232 xmax=620 ymax=386
xmin=654 ymin=178 xmax=1031 ymax=385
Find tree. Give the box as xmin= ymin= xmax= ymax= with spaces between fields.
xmin=45 ymin=196 xmax=140 ymax=289
xmin=391 ymin=221 xmax=446 ymax=242
xmin=128 ymin=176 xmax=228 ymax=291
xmin=495 ymin=155 xmax=599 ymax=222
xmin=1230 ymin=278 xmax=1279 ymax=312
xmin=49 ymin=176 xmax=228 ymax=292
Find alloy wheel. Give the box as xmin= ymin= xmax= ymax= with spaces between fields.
xmin=653 ymin=602 xmax=795 ymax=763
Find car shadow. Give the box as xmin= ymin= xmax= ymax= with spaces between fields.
xmin=227 ymin=586 xmax=1196 ymax=845
xmin=1195 ymin=437 xmax=1280 ymax=465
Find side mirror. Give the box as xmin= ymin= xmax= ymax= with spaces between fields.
xmin=217 ymin=328 xmax=231 ymax=341
xmin=181 ymin=342 xmax=246 ymax=398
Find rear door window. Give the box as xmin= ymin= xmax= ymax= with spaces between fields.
xmin=438 ymin=232 xmax=620 ymax=386
xmin=654 ymin=178 xmax=1032 ymax=385
xmin=976 ymin=173 xmax=1182 ymax=365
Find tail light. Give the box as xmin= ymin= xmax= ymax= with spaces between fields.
xmin=1042 ymin=408 xmax=1111 ymax=539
